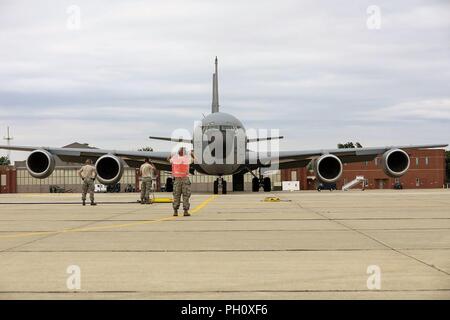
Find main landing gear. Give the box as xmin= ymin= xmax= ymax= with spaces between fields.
xmin=250 ymin=168 xmax=271 ymax=192
xmin=213 ymin=176 xmax=227 ymax=194
xmin=165 ymin=177 xmax=173 ymax=192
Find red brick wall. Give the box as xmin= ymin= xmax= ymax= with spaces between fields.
xmin=0 ymin=166 xmax=17 ymax=193
xmin=281 ymin=149 xmax=446 ymax=190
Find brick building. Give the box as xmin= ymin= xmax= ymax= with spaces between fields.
xmin=281 ymin=148 xmax=447 ymax=190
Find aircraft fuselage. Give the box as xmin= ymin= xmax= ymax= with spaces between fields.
xmin=193 ymin=111 xmax=247 ymax=176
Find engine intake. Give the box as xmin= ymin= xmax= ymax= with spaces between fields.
xmin=382 ymin=149 xmax=410 ymax=177
xmin=26 ymin=150 xmax=56 ymax=179
xmin=314 ymin=154 xmax=343 ymax=183
xmin=95 ymin=154 xmax=124 ymax=185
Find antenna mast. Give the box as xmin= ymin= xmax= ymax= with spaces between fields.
xmin=211 ymin=57 xmax=219 ymax=113
xmin=3 ymin=126 xmax=13 ymax=162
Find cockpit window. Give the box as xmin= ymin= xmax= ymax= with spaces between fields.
xmin=202 ymin=125 xmax=241 ymax=132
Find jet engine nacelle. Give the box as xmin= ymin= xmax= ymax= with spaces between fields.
xmin=26 ymin=149 xmax=56 ymax=179
xmin=95 ymin=154 xmax=124 ymax=185
xmin=314 ymin=154 xmax=343 ymax=183
xmin=381 ymin=148 xmax=410 ymax=177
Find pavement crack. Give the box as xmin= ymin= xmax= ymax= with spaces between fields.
xmin=0 ymin=206 xmax=151 ymax=254
xmin=293 ymin=201 xmax=450 ymax=277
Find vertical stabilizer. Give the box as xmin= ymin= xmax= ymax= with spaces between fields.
xmin=211 ymin=57 xmax=219 ymax=113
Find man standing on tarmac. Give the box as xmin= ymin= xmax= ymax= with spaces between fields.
xmin=168 ymin=147 xmax=195 ymax=216
xmin=140 ymin=157 xmax=156 ymax=204
xmin=78 ymin=159 xmax=97 ymax=206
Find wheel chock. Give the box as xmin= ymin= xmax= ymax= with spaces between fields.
xmin=150 ymin=197 xmax=173 ymax=203
xmin=263 ymin=197 xmax=281 ymax=202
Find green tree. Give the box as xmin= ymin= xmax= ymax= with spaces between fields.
xmin=0 ymin=156 xmax=11 ymax=166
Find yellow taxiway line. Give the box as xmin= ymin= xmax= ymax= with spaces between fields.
xmin=0 ymin=195 xmax=218 ymax=240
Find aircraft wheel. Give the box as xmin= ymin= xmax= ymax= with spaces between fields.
xmin=222 ymin=181 xmax=227 ymax=194
xmin=263 ymin=177 xmax=271 ymax=192
xmin=166 ymin=177 xmax=173 ymax=192
xmin=213 ymin=180 xmax=219 ymax=194
xmin=252 ymin=177 xmax=259 ymax=192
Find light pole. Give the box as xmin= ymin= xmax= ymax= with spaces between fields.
xmin=3 ymin=126 xmax=13 ymax=163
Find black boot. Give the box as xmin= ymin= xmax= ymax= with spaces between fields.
xmin=184 ymin=210 xmax=190 ymax=217
xmin=173 ymin=209 xmax=178 ymax=216
xmin=90 ymin=201 xmax=97 ymax=206
xmin=82 ymin=200 xmax=86 ymax=206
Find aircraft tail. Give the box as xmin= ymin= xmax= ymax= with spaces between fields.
xmin=211 ymin=57 xmax=219 ymax=113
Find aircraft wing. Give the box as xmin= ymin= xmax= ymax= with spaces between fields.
xmin=254 ymin=143 xmax=448 ymax=169
xmin=0 ymin=145 xmax=172 ymax=171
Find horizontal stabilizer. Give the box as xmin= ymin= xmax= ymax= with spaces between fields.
xmin=247 ymin=136 xmax=284 ymax=143
xmin=149 ymin=136 xmax=193 ymax=144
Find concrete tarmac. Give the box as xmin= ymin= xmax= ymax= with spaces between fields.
xmin=0 ymin=189 xmax=449 ymax=299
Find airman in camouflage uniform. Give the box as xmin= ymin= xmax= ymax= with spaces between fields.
xmin=169 ymin=147 xmax=195 ymax=216
xmin=140 ymin=158 xmax=156 ymax=204
xmin=78 ymin=159 xmax=97 ymax=206
xmin=172 ymin=177 xmax=191 ymax=213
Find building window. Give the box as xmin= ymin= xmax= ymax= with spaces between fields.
xmin=425 ymin=157 xmax=429 ymax=165
xmin=416 ymin=157 xmax=419 ymax=166
xmin=365 ymin=161 xmax=368 ymax=166
xmin=395 ymin=178 xmax=400 ymax=184
xmin=364 ymin=179 xmax=369 ymax=187
xmin=291 ymin=170 xmax=297 ymax=181
xmin=374 ymin=158 xmax=378 ymax=166
xmin=416 ymin=178 xmax=420 ymax=187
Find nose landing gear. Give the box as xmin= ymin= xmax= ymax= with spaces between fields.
xmin=213 ymin=176 xmax=227 ymax=194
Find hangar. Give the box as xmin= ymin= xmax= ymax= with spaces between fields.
xmin=0 ymin=144 xmax=447 ymax=193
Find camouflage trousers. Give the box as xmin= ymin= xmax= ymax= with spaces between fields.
xmin=82 ymin=178 xmax=95 ymax=202
xmin=140 ymin=177 xmax=153 ymax=203
xmin=173 ymin=177 xmax=191 ymax=211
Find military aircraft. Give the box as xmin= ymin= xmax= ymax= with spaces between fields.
xmin=0 ymin=58 xmax=447 ymax=194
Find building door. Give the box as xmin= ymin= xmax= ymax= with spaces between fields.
xmin=0 ymin=173 xmax=5 ymax=193
xmin=291 ymin=170 xmax=297 ymax=181
xmin=376 ymin=179 xmax=385 ymax=189
xmin=232 ymin=173 xmax=244 ymax=191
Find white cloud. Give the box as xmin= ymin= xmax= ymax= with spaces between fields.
xmin=0 ymin=0 xmax=449 ymax=161
xmin=361 ymin=99 xmax=450 ymax=121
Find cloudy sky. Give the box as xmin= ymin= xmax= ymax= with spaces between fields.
xmin=1 ymin=0 xmax=449 ymax=161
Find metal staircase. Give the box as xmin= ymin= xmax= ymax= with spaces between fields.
xmin=342 ymin=176 xmax=365 ymax=191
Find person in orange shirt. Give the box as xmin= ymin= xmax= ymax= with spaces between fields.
xmin=168 ymin=147 xmax=195 ymax=216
